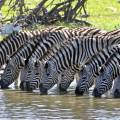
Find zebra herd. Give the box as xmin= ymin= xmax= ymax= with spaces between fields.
xmin=1 ymin=26 xmax=120 ymax=98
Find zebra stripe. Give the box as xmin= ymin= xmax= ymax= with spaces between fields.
xmin=75 ymin=44 xmax=120 ymax=95
xmin=93 ymin=49 xmax=120 ymax=97
xmin=20 ymin=27 xmax=107 ymax=91
xmin=40 ymin=34 xmax=120 ymax=94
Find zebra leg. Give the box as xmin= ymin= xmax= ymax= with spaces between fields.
xmin=112 ymin=76 xmax=120 ymax=98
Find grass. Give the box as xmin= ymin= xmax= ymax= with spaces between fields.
xmin=1 ymin=0 xmax=120 ymax=31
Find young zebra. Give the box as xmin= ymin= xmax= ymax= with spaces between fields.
xmin=0 ymin=27 xmax=66 ymax=89
xmin=20 ymin=27 xmax=107 ymax=91
xmin=93 ymin=50 xmax=120 ymax=97
xmin=75 ymin=44 xmax=120 ymax=95
xmin=55 ymin=29 xmax=120 ymax=92
xmin=39 ymin=34 xmax=120 ymax=94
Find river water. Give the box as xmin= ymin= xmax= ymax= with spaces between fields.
xmin=0 ymin=82 xmax=120 ymax=120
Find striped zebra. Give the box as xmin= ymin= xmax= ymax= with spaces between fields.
xmin=20 ymin=27 xmax=107 ymax=91
xmin=55 ymin=29 xmax=120 ymax=92
xmin=93 ymin=50 xmax=120 ymax=97
xmin=39 ymin=34 xmax=120 ymax=94
xmin=75 ymin=44 xmax=120 ymax=95
xmin=0 ymin=27 xmax=66 ymax=89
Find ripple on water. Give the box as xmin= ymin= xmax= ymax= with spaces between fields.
xmin=0 ymin=85 xmax=120 ymax=119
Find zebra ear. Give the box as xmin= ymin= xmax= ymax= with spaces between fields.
xmin=24 ymin=59 xmax=29 ymax=65
xmin=84 ymin=65 xmax=87 ymax=68
xmin=6 ymin=55 xmax=10 ymax=60
xmin=98 ymin=66 xmax=101 ymax=71
xmin=44 ymin=62 xmax=48 ymax=69
xmin=34 ymin=59 xmax=40 ymax=67
xmin=6 ymin=55 xmax=11 ymax=64
xmin=20 ymin=57 xmax=26 ymax=66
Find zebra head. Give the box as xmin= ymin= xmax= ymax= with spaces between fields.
xmin=75 ymin=65 xmax=94 ymax=96
xmin=0 ymin=56 xmax=26 ymax=89
xmin=58 ymin=67 xmax=75 ymax=92
xmin=20 ymin=57 xmax=45 ymax=91
xmin=39 ymin=60 xmax=58 ymax=94
xmin=20 ymin=57 xmax=37 ymax=91
xmin=93 ymin=66 xmax=114 ymax=97
xmin=30 ymin=60 xmax=45 ymax=90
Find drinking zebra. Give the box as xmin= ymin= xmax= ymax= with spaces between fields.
xmin=93 ymin=50 xmax=120 ymax=97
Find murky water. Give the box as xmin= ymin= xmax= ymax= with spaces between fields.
xmin=0 ymin=82 xmax=120 ymax=120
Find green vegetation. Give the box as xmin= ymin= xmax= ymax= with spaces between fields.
xmin=1 ymin=0 xmax=120 ymax=31
xmin=86 ymin=0 xmax=120 ymax=31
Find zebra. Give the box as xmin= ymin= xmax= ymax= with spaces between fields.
xmin=75 ymin=44 xmax=120 ymax=96
xmin=54 ymin=29 xmax=120 ymax=92
xmin=0 ymin=27 xmax=66 ymax=89
xmin=20 ymin=27 xmax=107 ymax=91
xmin=93 ymin=50 xmax=120 ymax=97
xmin=39 ymin=34 xmax=120 ymax=94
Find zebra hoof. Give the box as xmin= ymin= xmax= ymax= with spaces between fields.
xmin=113 ymin=89 xmax=120 ymax=98
xmin=92 ymin=88 xmax=101 ymax=98
xmin=75 ymin=86 xmax=84 ymax=96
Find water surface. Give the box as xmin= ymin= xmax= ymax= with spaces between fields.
xmin=0 ymin=86 xmax=120 ymax=120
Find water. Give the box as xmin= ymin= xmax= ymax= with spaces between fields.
xmin=0 ymin=84 xmax=120 ymax=120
